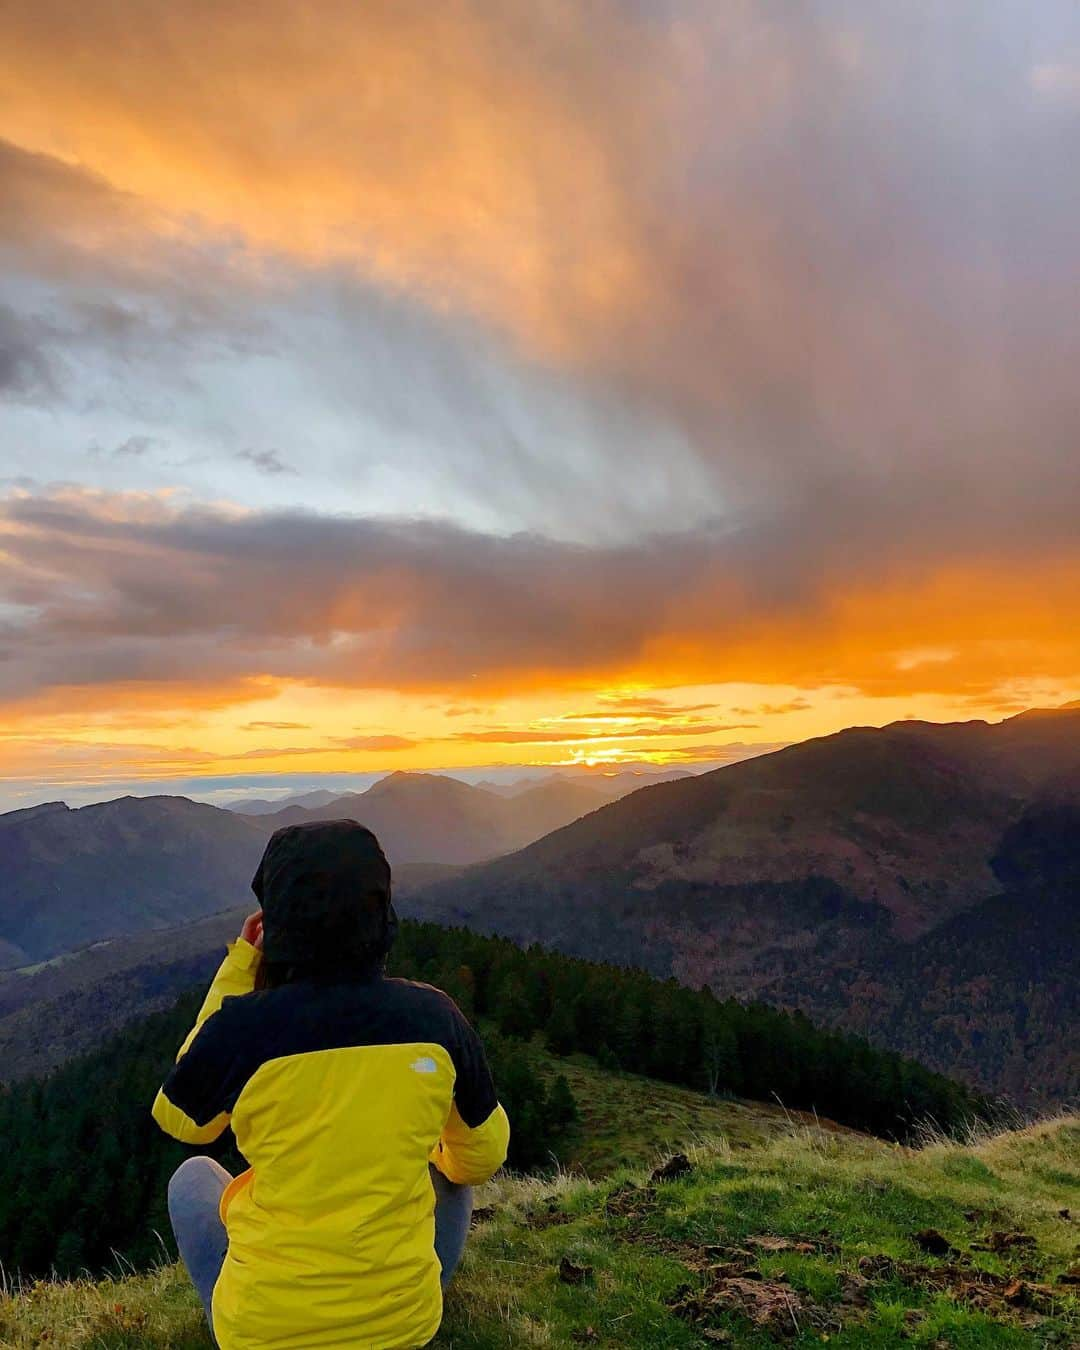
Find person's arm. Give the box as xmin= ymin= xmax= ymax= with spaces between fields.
xmin=150 ymin=913 xmax=263 ymax=1144
xmin=431 ymin=1010 xmax=510 ymax=1185
xmin=431 ymin=1100 xmax=510 ymax=1185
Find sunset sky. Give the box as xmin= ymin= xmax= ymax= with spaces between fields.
xmin=2 ymin=0 xmax=1080 ymax=811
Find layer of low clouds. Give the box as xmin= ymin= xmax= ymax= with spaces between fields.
xmin=1 ymin=487 xmax=1077 ymax=716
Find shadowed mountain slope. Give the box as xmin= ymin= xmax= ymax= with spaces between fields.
xmin=419 ymin=708 xmax=1080 ymax=936
xmin=415 ymin=708 xmax=1080 ymax=1104
xmin=0 ymin=797 xmax=265 ymax=969
xmin=0 ymin=768 xmax=608 ymax=970
xmin=0 ymin=863 xmax=456 ymax=1081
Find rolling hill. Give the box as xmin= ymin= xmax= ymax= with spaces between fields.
xmin=227 ymin=788 xmax=346 ymax=814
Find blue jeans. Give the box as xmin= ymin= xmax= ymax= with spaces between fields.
xmin=167 ymin=1156 xmax=474 ymax=1337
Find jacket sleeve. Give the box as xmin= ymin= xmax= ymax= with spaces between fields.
xmin=151 ymin=938 xmax=261 ymax=1144
xmin=430 ymin=1008 xmax=510 ymax=1185
xmin=431 ymin=1100 xmax=511 ymax=1186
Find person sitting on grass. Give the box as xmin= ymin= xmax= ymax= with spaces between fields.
xmin=151 ymin=818 xmax=510 ymax=1350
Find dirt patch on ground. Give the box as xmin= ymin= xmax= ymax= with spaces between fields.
xmin=522 ymin=1195 xmax=577 ymax=1230
xmin=558 ymin=1256 xmax=594 ymax=1285
xmin=650 ymin=1153 xmax=694 ymax=1184
xmin=747 ymin=1232 xmax=841 ymax=1256
xmin=970 ymin=1229 xmax=1039 ymax=1253
xmin=661 ymin=1237 xmax=1077 ymax=1341
xmin=663 ymin=1233 xmax=852 ymax=1338
xmin=603 ymin=1182 xmax=659 ymax=1221
xmin=857 ymin=1253 xmax=1069 ymax=1327
xmin=669 ymin=1275 xmax=812 ymax=1339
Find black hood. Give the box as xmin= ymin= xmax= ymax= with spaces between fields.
xmin=251 ymin=819 xmax=396 ymax=967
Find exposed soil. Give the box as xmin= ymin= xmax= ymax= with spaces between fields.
xmin=669 ymin=1275 xmax=809 ymax=1339
xmin=523 ymin=1195 xmax=577 ymax=1230
xmin=603 ymin=1182 xmax=659 ymax=1222
xmin=558 ymin=1256 xmax=594 ymax=1285
xmin=971 ymin=1229 xmax=1039 ymax=1253
xmin=650 ymin=1153 xmax=694 ymax=1184
xmin=857 ymin=1253 xmax=1068 ymax=1328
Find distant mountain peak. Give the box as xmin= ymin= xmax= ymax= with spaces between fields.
xmin=366 ymin=770 xmax=473 ymax=795
xmin=1005 ymin=701 xmax=1080 ymax=720
xmin=0 ymin=800 xmax=70 ymax=828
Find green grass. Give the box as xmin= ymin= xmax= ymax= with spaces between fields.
xmin=538 ymin=1051 xmax=853 ymax=1174
xmin=2 ymin=1114 xmax=1077 ymax=1348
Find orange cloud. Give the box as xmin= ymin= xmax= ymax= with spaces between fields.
xmin=0 ymin=0 xmax=645 ymax=361
xmin=335 ymin=735 xmax=416 ymax=752
xmin=2 ymin=487 xmax=1078 ymax=721
xmin=446 ymin=722 xmax=757 ymax=745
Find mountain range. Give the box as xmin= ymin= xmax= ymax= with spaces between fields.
xmin=0 ymin=769 xmax=648 ymax=969
xmin=2 ymin=708 xmax=1076 ymax=1105
xmin=229 ymin=766 xmax=693 ymax=814
xmin=242 ymin=770 xmax=610 ymax=861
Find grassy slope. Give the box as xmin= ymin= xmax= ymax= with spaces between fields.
xmin=3 ymin=1114 xmax=1076 ymax=1349
xmin=539 ymin=1052 xmax=857 ymax=1174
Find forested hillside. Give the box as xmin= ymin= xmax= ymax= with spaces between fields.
xmin=737 ymin=797 xmax=1080 ymax=1104
xmin=0 ymin=922 xmax=984 ymax=1281
xmin=417 ymin=709 xmax=1080 ymax=1106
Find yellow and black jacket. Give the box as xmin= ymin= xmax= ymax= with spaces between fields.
xmin=152 ymin=938 xmax=510 ymax=1350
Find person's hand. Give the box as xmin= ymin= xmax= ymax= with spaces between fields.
xmin=240 ymin=909 xmax=264 ymax=950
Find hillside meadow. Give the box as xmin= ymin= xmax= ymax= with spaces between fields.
xmin=3 ymin=1113 xmax=1076 ymax=1348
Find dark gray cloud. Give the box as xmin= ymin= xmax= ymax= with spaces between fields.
xmin=236 ymin=449 xmax=296 ymax=476
xmin=0 ymin=138 xmax=139 ymax=261
xmin=113 ymin=435 xmax=156 ymax=457
xmin=0 ymin=306 xmax=57 ymax=401
xmin=87 ymin=435 xmax=161 ymax=459
xmin=1 ymin=485 xmax=1076 ymax=713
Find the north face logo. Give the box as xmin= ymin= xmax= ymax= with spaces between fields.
xmin=410 ymin=1057 xmax=438 ymax=1074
